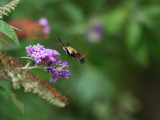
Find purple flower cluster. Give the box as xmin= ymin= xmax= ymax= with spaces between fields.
xmin=26 ymin=43 xmax=60 ymax=63
xmin=26 ymin=43 xmax=70 ymax=82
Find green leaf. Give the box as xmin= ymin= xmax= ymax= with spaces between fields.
xmin=0 ymin=81 xmax=11 ymax=99
xmin=23 ymin=0 xmax=60 ymax=4
xmin=10 ymin=25 xmax=21 ymax=31
xmin=102 ymin=8 xmax=128 ymax=34
xmin=126 ymin=20 xmax=141 ymax=49
xmin=0 ymin=81 xmax=27 ymax=119
xmin=133 ymin=44 xmax=148 ymax=67
xmin=8 ymin=92 xmax=25 ymax=114
xmin=0 ymin=80 xmax=11 ymax=91
xmin=0 ymin=81 xmax=24 ymax=113
xmin=0 ymin=35 xmax=9 ymax=44
xmin=0 ymin=20 xmax=20 ymax=47
xmin=61 ymin=3 xmax=84 ymax=23
xmin=92 ymin=0 xmax=106 ymax=10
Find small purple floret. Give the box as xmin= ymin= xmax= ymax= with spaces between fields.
xmin=47 ymin=65 xmax=70 ymax=83
xmin=39 ymin=18 xmax=48 ymax=26
xmin=43 ymin=26 xmax=50 ymax=35
xmin=87 ymin=24 xmax=104 ymax=42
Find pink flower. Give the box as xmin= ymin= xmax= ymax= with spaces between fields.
xmin=39 ymin=18 xmax=48 ymax=26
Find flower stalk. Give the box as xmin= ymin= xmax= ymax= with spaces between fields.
xmin=0 ymin=53 xmax=68 ymax=107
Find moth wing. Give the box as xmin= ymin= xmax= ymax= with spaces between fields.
xmin=81 ymin=51 xmax=89 ymax=58
xmin=72 ymin=51 xmax=82 ymax=60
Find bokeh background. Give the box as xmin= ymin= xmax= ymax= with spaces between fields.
xmin=1 ymin=0 xmax=160 ymax=120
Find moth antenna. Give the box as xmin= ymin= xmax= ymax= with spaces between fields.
xmin=58 ymin=37 xmax=65 ymax=47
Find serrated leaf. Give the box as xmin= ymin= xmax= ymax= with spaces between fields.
xmin=126 ymin=20 xmax=141 ymax=49
xmin=8 ymin=92 xmax=25 ymax=114
xmin=0 ymin=20 xmax=20 ymax=47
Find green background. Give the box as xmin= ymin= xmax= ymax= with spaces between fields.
xmin=1 ymin=0 xmax=160 ymax=120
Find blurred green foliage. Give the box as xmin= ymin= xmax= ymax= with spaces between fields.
xmin=1 ymin=0 xmax=160 ymax=120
